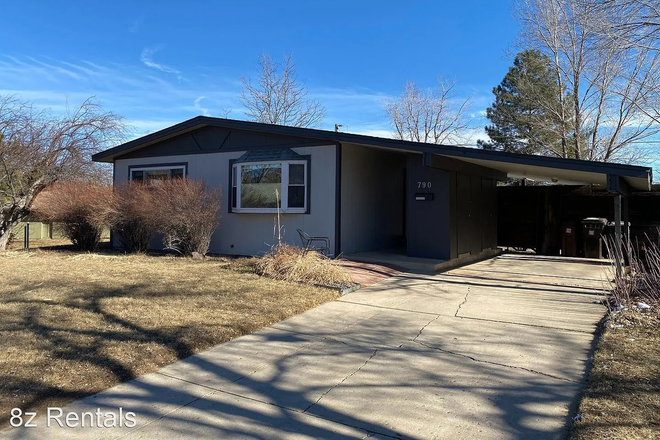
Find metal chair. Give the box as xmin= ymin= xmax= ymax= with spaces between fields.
xmin=297 ymin=229 xmax=330 ymax=256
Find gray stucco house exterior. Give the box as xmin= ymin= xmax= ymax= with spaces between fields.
xmin=93 ymin=116 xmax=652 ymax=262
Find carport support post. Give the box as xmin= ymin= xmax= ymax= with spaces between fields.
xmin=623 ymin=195 xmax=630 ymax=240
xmin=614 ymin=194 xmax=623 ymax=278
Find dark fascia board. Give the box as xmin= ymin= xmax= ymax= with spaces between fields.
xmin=94 ymin=116 xmax=653 ymax=183
xmin=93 ymin=118 xmax=207 ymax=162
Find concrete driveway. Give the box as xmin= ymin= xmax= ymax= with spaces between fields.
xmin=4 ymin=254 xmax=610 ymax=439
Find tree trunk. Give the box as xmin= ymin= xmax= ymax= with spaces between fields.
xmin=0 ymin=217 xmax=21 ymax=251
xmin=0 ymin=229 xmax=11 ymax=250
xmin=0 ymin=186 xmax=42 ymax=251
xmin=572 ymin=82 xmax=582 ymax=160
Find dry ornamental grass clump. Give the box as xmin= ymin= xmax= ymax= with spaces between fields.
xmin=254 ymin=244 xmax=353 ymax=288
xmin=606 ymin=234 xmax=660 ymax=308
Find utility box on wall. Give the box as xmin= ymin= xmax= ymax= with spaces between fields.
xmin=414 ymin=193 xmax=434 ymax=201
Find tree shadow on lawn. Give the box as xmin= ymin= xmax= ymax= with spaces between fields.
xmin=0 ymin=277 xmax=284 ymax=428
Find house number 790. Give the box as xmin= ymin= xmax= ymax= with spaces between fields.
xmin=417 ymin=181 xmax=432 ymax=189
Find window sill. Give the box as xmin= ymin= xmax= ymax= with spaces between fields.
xmin=232 ymin=208 xmax=307 ymax=214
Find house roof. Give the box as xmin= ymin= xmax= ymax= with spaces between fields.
xmin=93 ymin=116 xmax=653 ymax=191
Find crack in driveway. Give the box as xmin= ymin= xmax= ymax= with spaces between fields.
xmin=398 ymin=314 xmax=442 ymax=348
xmin=303 ymin=348 xmax=382 ymax=413
xmin=412 ymin=340 xmax=579 ymax=383
xmin=455 ymin=286 xmax=470 ymax=317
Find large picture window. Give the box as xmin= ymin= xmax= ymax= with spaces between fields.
xmin=232 ymin=161 xmax=307 ymax=213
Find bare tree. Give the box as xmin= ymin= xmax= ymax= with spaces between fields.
xmin=598 ymin=0 xmax=660 ymax=50
xmin=596 ymin=0 xmax=660 ymax=126
xmin=517 ymin=0 xmax=660 ymax=163
xmin=0 ymin=96 xmax=124 ymax=250
xmin=240 ymin=54 xmax=325 ymax=127
xmin=385 ymin=78 xmax=471 ymax=144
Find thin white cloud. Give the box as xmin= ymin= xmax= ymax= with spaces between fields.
xmin=0 ymin=55 xmax=487 ymax=147
xmin=458 ymin=127 xmax=490 ymax=147
xmin=26 ymin=57 xmax=84 ymax=81
xmin=193 ymin=96 xmax=210 ymax=116
xmin=127 ymin=119 xmax=180 ymax=137
xmin=140 ymin=47 xmax=180 ymax=75
xmin=0 ymin=55 xmax=250 ymax=139
xmin=470 ymin=109 xmax=487 ymax=118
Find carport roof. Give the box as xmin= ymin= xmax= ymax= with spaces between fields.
xmin=93 ymin=116 xmax=653 ymax=191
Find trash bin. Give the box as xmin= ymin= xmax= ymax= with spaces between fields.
xmin=582 ymin=218 xmax=608 ymax=259
xmin=561 ymin=221 xmax=578 ymax=257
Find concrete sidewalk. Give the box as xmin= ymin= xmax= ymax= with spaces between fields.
xmin=3 ymin=254 xmax=611 ymax=439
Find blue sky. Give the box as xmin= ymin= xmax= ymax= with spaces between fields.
xmin=0 ymin=0 xmax=520 ymax=144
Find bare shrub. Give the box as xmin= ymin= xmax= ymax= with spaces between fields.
xmin=606 ymin=233 xmax=660 ymax=306
xmin=32 ymin=182 xmax=112 ymax=251
xmin=109 ymin=182 xmax=160 ymax=253
xmin=152 ymin=179 xmax=221 ymax=257
xmin=255 ymin=244 xmax=352 ymax=287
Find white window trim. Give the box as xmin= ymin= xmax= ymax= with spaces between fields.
xmin=232 ymin=160 xmax=307 ymax=214
xmin=129 ymin=164 xmax=186 ymax=181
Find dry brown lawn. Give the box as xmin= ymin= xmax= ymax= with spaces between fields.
xmin=572 ymin=307 xmax=660 ymax=439
xmin=0 ymin=248 xmax=339 ymax=427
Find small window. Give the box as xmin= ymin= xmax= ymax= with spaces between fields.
xmin=131 ymin=170 xmax=144 ymax=182
xmin=288 ymin=164 xmax=305 ymax=209
xmin=129 ymin=165 xmax=186 ymax=185
xmin=231 ymin=161 xmax=307 ymax=213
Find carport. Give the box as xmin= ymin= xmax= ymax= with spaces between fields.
xmin=338 ymin=134 xmax=653 ymax=273
xmin=418 ymin=148 xmax=653 ymax=275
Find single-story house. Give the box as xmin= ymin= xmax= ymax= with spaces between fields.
xmin=93 ymin=117 xmax=652 ymax=263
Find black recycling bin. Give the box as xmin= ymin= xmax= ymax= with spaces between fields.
xmin=582 ymin=218 xmax=608 ymax=259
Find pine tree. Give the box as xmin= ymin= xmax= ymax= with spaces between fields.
xmin=479 ymin=50 xmax=572 ymax=157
